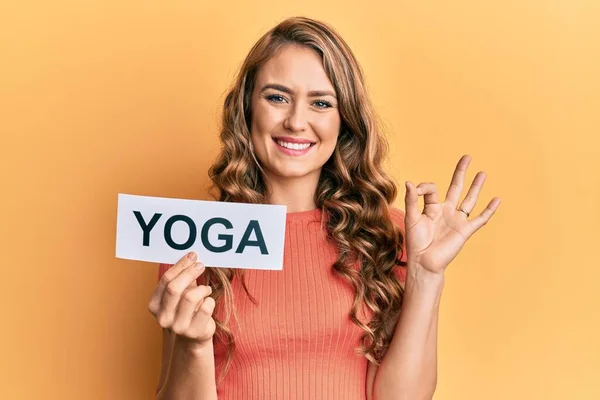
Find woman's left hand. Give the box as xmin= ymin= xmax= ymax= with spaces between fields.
xmin=403 ymin=154 xmax=501 ymax=275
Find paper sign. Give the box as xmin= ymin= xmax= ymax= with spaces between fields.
xmin=115 ymin=193 xmax=287 ymax=270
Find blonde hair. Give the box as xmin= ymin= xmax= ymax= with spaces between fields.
xmin=206 ymin=16 xmax=407 ymax=383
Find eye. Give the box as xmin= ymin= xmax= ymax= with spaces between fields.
xmin=313 ymin=100 xmax=333 ymax=109
xmin=266 ymin=94 xmax=287 ymax=104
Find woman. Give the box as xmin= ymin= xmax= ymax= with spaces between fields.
xmin=148 ymin=16 xmax=500 ymax=400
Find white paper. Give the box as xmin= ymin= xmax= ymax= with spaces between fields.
xmin=115 ymin=193 xmax=287 ymax=270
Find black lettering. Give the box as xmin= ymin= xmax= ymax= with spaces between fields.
xmin=201 ymin=217 xmax=233 ymax=253
xmin=164 ymin=215 xmax=197 ymax=250
xmin=235 ymin=220 xmax=268 ymax=255
xmin=133 ymin=211 xmax=162 ymax=247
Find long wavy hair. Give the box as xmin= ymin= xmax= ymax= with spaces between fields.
xmin=206 ymin=16 xmax=407 ymax=383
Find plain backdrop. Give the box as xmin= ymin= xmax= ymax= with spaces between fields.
xmin=1 ymin=1 xmax=598 ymax=399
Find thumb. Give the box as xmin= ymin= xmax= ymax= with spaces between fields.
xmin=404 ymin=181 xmax=420 ymax=226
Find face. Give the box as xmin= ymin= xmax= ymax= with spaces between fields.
xmin=249 ymin=44 xmax=341 ymax=182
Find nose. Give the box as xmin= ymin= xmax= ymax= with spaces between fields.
xmin=284 ymin=103 xmax=308 ymax=132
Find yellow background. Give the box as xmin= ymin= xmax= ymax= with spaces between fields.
xmin=1 ymin=1 xmax=598 ymax=399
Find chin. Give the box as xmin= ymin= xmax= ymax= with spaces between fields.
xmin=268 ymin=164 xmax=320 ymax=179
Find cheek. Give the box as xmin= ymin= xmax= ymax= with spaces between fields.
xmin=314 ymin=114 xmax=341 ymax=144
xmin=251 ymin=102 xmax=282 ymax=136
xmin=250 ymin=103 xmax=273 ymax=153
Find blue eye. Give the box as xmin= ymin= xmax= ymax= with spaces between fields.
xmin=265 ymin=95 xmax=332 ymax=109
xmin=313 ymin=100 xmax=332 ymax=109
xmin=266 ymin=95 xmax=286 ymax=103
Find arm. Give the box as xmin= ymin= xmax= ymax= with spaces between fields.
xmin=156 ymin=328 xmax=175 ymax=394
xmin=371 ymin=264 xmax=444 ymax=400
xmin=150 ymin=257 xmax=219 ymax=399
xmin=156 ymin=332 xmax=218 ymax=400
xmin=372 ymin=156 xmax=500 ymax=399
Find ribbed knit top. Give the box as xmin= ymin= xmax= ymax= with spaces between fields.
xmin=158 ymin=207 xmax=407 ymax=400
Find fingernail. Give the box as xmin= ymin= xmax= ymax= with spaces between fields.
xmin=188 ymin=252 xmax=197 ymax=261
xmin=194 ymin=262 xmax=204 ymax=271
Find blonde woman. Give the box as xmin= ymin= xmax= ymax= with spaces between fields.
xmin=148 ymin=16 xmax=501 ymax=400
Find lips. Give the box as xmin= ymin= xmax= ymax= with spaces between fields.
xmin=276 ymin=140 xmax=312 ymax=150
xmin=272 ymin=136 xmax=316 ymax=155
xmin=272 ymin=136 xmax=316 ymax=144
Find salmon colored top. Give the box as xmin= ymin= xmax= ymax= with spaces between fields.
xmin=158 ymin=207 xmax=408 ymax=400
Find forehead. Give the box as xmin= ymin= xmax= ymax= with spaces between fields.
xmin=255 ymin=44 xmax=335 ymax=92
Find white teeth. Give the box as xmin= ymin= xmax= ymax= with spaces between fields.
xmin=276 ymin=140 xmax=311 ymax=150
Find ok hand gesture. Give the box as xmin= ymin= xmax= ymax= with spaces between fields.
xmin=404 ymin=155 xmax=501 ymax=275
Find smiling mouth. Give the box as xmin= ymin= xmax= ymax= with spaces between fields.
xmin=272 ymin=138 xmax=316 ymax=151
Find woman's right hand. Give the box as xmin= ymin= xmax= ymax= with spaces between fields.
xmin=148 ymin=252 xmax=216 ymax=346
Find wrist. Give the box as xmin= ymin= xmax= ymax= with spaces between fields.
xmin=404 ymin=262 xmax=445 ymax=309
xmin=406 ymin=261 xmax=446 ymax=284
xmin=174 ymin=334 xmax=214 ymax=357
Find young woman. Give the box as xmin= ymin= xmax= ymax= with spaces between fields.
xmin=148 ymin=16 xmax=501 ymax=400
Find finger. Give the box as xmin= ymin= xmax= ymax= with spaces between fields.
xmin=458 ymin=171 xmax=486 ymax=215
xmin=171 ymin=285 xmax=213 ymax=335
xmin=416 ymin=182 xmax=439 ymax=206
xmin=149 ymin=251 xmax=198 ymax=315
xmin=189 ymin=296 xmax=217 ymax=336
xmin=445 ymin=155 xmax=471 ymax=207
xmin=465 ymin=197 xmax=501 ymax=237
xmin=161 ymin=252 xmax=199 ymax=285
xmin=404 ymin=181 xmax=420 ymax=227
xmin=156 ymin=262 xmax=206 ymax=327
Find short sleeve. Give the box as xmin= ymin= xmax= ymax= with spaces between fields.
xmin=389 ymin=207 xmax=408 ymax=283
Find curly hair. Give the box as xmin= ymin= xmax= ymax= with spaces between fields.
xmin=204 ymin=16 xmax=407 ymax=384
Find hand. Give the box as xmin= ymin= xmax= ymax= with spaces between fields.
xmin=148 ymin=252 xmax=216 ymax=346
xmin=404 ymin=155 xmax=501 ymax=275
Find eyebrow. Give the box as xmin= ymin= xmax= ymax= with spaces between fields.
xmin=260 ymin=83 xmax=337 ymax=98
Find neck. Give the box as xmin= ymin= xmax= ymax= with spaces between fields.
xmin=264 ymin=170 xmax=320 ymax=213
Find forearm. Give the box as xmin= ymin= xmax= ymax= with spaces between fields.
xmin=373 ymin=263 xmax=444 ymax=400
xmin=157 ymin=335 xmax=218 ymax=400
